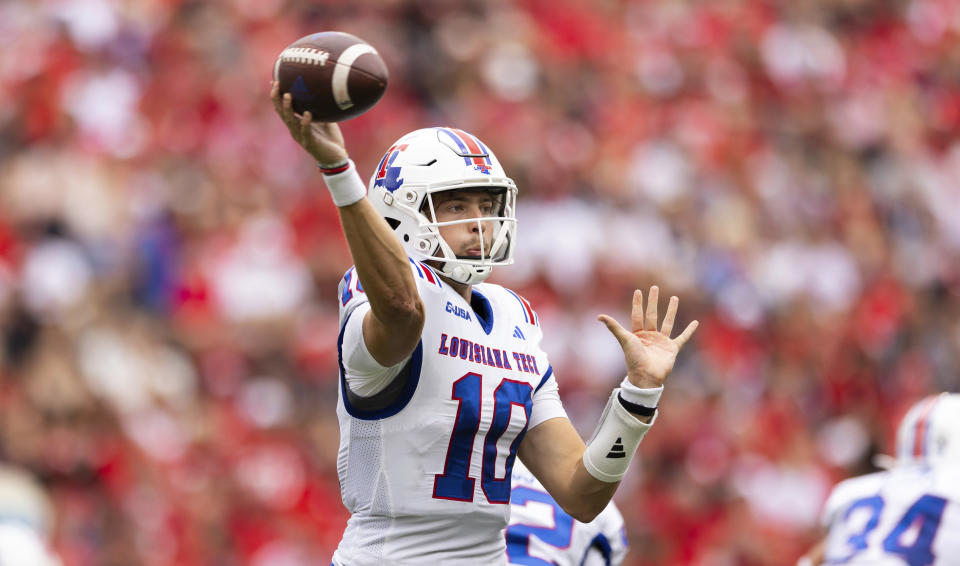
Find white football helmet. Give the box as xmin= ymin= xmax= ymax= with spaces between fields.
xmin=895 ymin=393 xmax=960 ymax=467
xmin=367 ymin=127 xmax=518 ymax=285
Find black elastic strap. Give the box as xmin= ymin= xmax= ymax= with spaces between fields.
xmin=617 ymin=392 xmax=657 ymax=417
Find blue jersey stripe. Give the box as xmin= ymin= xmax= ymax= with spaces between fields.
xmin=505 ymin=289 xmax=531 ymax=323
xmin=581 ymin=533 xmax=613 ymax=566
xmin=534 ymin=366 xmax=553 ymax=393
xmin=418 ymin=261 xmax=443 ymax=287
xmin=338 ymin=309 xmax=423 ymax=420
xmin=409 ymin=257 xmax=424 ymax=278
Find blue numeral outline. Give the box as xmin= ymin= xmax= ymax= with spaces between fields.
xmin=834 ymin=495 xmax=884 ymax=562
xmin=482 ymin=379 xmax=533 ymax=503
xmin=505 ymin=486 xmax=574 ymax=566
xmin=433 ymin=373 xmax=482 ymax=501
xmin=828 ymin=494 xmax=947 ymax=566
xmin=433 ymin=373 xmax=532 ymax=503
xmin=882 ymin=494 xmax=948 ymax=566
xmin=340 ymin=269 xmax=365 ymax=306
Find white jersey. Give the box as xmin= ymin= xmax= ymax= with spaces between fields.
xmin=0 ymin=522 xmax=62 ymax=566
xmin=507 ymin=462 xmax=627 ymax=566
xmin=821 ymin=465 xmax=960 ymax=565
xmin=333 ymin=260 xmax=568 ymax=565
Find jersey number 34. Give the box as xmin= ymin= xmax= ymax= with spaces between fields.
xmin=829 ymin=494 xmax=947 ymax=566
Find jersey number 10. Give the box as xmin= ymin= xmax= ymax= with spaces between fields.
xmin=432 ymin=372 xmax=533 ymax=504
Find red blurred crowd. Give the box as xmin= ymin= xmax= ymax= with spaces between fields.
xmin=1 ymin=0 xmax=959 ymax=564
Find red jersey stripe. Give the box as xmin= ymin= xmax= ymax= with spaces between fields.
xmin=912 ymin=396 xmax=940 ymax=459
xmin=517 ymin=294 xmax=535 ymax=324
xmin=418 ymin=262 xmax=437 ymax=284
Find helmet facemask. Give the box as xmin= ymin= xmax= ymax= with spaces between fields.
xmin=417 ymin=185 xmax=517 ymax=285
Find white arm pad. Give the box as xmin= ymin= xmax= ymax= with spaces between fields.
xmin=322 ymin=160 xmax=367 ymax=207
xmin=582 ymin=389 xmax=657 ymax=483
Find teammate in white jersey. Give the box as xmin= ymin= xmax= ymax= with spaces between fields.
xmin=508 ymin=460 xmax=628 ymax=566
xmin=0 ymin=464 xmax=63 ymax=566
xmin=271 ymin=84 xmax=698 ymax=565
xmin=800 ymin=393 xmax=960 ymax=566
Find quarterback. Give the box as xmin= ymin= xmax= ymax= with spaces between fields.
xmin=271 ymin=83 xmax=698 ymax=564
xmin=801 ymin=393 xmax=960 ymax=566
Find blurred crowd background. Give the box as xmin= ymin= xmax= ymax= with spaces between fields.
xmin=1 ymin=0 xmax=959 ymax=564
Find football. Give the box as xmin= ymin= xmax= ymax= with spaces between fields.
xmin=273 ymin=31 xmax=388 ymax=122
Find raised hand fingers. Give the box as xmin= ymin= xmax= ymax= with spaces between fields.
xmin=270 ymin=81 xmax=282 ymax=113
xmin=271 ymin=82 xmax=298 ymax=131
xmin=598 ymin=314 xmax=632 ymax=348
xmin=299 ymin=110 xmax=313 ymax=139
xmin=644 ymin=286 xmax=659 ymax=331
xmin=661 ymin=295 xmax=679 ymax=336
xmin=276 ymin=90 xmax=297 ymax=128
xmin=274 ymin=82 xmax=294 ymax=117
xmin=630 ymin=290 xmax=644 ymax=333
xmin=673 ymin=320 xmax=699 ymax=349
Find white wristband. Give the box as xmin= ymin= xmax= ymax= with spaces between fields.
xmin=321 ymin=159 xmax=367 ymax=207
xmin=582 ymin=389 xmax=656 ymax=483
xmin=618 ymin=377 xmax=663 ymax=409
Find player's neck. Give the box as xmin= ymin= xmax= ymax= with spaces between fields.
xmin=442 ymin=276 xmax=472 ymax=302
xmin=424 ymin=260 xmax=473 ymax=301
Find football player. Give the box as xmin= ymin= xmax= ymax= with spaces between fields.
xmin=508 ymin=460 xmax=628 ymax=566
xmin=800 ymin=393 xmax=960 ymax=565
xmin=271 ymin=84 xmax=698 ymax=565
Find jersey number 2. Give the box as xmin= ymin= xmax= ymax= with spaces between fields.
xmin=505 ymin=487 xmax=574 ymax=566
xmin=833 ymin=494 xmax=947 ymax=566
xmin=432 ymin=372 xmax=532 ymax=504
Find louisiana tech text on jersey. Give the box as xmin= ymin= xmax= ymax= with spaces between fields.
xmin=437 ymin=333 xmax=541 ymax=375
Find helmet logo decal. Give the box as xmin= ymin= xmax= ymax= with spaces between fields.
xmin=438 ymin=128 xmax=493 ymax=175
xmin=374 ymin=143 xmax=409 ymax=192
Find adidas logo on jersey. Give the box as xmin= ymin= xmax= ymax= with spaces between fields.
xmin=607 ymin=438 xmax=626 ymax=459
xmin=513 ymin=326 xmax=525 ymax=340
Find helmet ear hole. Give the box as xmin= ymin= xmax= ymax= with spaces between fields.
xmin=403 ymin=234 xmax=410 ymax=242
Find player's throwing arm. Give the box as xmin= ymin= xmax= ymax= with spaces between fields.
xmin=270 ymin=77 xmax=425 ymax=369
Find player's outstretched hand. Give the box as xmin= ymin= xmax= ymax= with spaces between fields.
xmin=598 ymin=286 xmax=698 ymax=389
xmin=270 ymin=80 xmax=348 ymax=167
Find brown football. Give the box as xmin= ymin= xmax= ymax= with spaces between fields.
xmin=273 ymin=31 xmax=388 ymax=122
